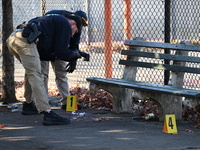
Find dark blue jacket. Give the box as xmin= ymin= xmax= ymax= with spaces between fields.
xmin=45 ymin=10 xmax=81 ymax=50
xmin=27 ymin=14 xmax=76 ymax=61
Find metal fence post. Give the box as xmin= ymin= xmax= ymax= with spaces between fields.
xmin=164 ymin=0 xmax=171 ymax=85
xmin=41 ymin=0 xmax=46 ymax=16
xmin=123 ymin=0 xmax=133 ymax=41
xmin=104 ymin=0 xmax=113 ymax=78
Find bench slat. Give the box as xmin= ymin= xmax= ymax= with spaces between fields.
xmin=121 ymin=50 xmax=200 ymax=63
xmin=124 ymin=40 xmax=200 ymax=52
xmin=119 ymin=59 xmax=200 ymax=74
xmin=86 ymin=77 xmax=200 ymax=98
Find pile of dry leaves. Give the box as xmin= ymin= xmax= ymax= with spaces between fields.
xmin=69 ymin=86 xmax=113 ymax=111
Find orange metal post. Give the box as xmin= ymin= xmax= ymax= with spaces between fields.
xmin=104 ymin=0 xmax=113 ymax=78
xmin=124 ymin=0 xmax=133 ymax=40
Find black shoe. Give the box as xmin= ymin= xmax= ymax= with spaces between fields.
xmin=42 ymin=111 xmax=70 ymax=125
xmin=21 ymin=101 xmax=38 ymax=115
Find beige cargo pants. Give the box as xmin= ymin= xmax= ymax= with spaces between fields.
xmin=41 ymin=60 xmax=70 ymax=105
xmin=6 ymin=30 xmax=51 ymax=112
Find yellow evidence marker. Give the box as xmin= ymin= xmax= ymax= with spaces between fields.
xmin=66 ymin=96 xmax=77 ymax=111
xmin=163 ymin=114 xmax=178 ymax=134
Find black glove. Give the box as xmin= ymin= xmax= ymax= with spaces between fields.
xmin=66 ymin=59 xmax=77 ymax=73
xmin=79 ymin=51 xmax=90 ymax=61
xmin=73 ymin=49 xmax=81 ymax=60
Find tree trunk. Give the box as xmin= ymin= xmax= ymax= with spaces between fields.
xmin=1 ymin=0 xmax=17 ymax=103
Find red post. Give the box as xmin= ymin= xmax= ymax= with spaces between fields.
xmin=124 ymin=0 xmax=133 ymax=40
xmin=104 ymin=0 xmax=113 ymax=78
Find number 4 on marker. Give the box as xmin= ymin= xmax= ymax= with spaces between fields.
xmin=168 ymin=117 xmax=174 ymax=129
xmin=163 ymin=114 xmax=178 ymax=133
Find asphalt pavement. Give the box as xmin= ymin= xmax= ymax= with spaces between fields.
xmin=0 ymin=102 xmax=200 ymax=150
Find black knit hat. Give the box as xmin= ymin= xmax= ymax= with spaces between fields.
xmin=62 ymin=12 xmax=83 ymax=32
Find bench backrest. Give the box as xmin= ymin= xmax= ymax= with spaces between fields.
xmin=119 ymin=37 xmax=200 ymax=88
xmin=120 ymin=39 xmax=200 ymax=74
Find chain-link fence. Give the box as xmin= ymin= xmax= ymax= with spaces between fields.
xmin=0 ymin=0 xmax=199 ymax=90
